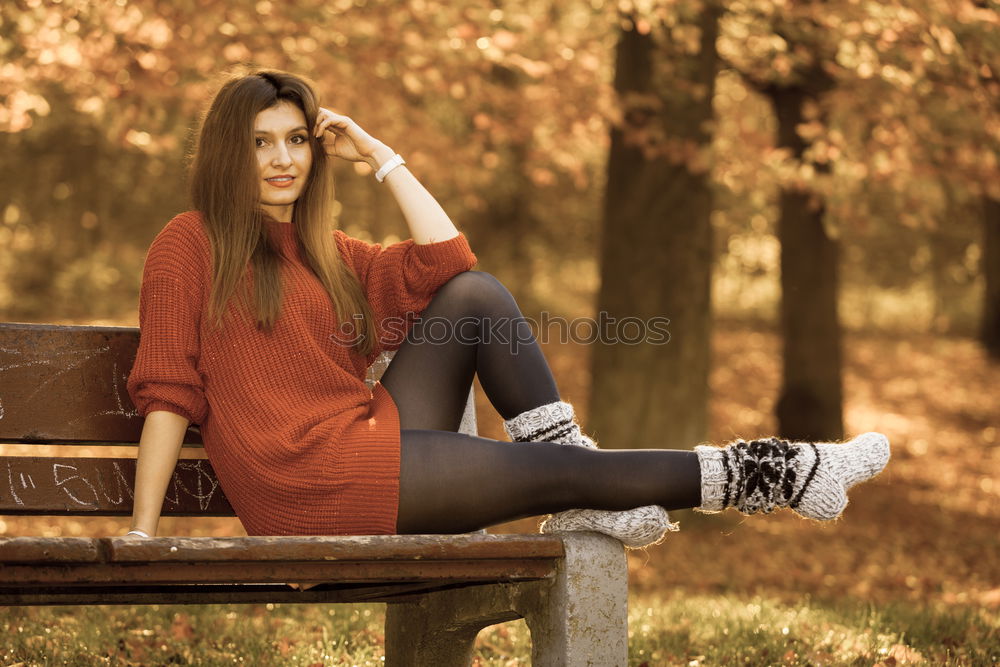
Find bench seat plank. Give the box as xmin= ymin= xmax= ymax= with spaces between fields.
xmin=107 ymin=534 xmax=565 ymax=562
xmin=0 ymin=534 xmax=564 ymax=563
xmin=0 ymin=536 xmax=101 ymax=562
xmin=0 ymin=535 xmax=565 ymax=589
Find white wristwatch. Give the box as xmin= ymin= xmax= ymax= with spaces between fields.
xmin=374 ymin=153 xmax=406 ymax=183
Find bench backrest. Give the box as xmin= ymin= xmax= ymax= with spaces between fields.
xmin=0 ymin=322 xmax=476 ymax=518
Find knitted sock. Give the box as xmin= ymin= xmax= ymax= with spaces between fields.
xmin=694 ymin=432 xmax=890 ymax=520
xmin=503 ymin=400 xmax=678 ymax=548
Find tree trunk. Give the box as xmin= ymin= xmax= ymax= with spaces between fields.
xmin=476 ymin=64 xmax=540 ymax=312
xmin=480 ymin=140 xmax=540 ymax=312
xmin=981 ymin=194 xmax=1000 ymax=359
xmin=589 ymin=9 xmax=719 ymax=450
xmin=768 ymin=86 xmax=844 ymax=441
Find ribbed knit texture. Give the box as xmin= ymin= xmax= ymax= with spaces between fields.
xmin=126 ymin=211 xmax=478 ymax=536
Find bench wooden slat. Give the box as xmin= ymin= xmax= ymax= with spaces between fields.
xmin=0 ymin=534 xmax=566 ymax=608
xmin=0 ymin=534 xmax=564 ymax=563
xmin=0 ymin=582 xmax=517 ymax=607
xmin=107 ymin=534 xmax=565 ymax=562
xmin=0 ymin=535 xmax=564 ymax=590
xmin=0 ymin=456 xmax=234 ymax=515
xmin=0 ymin=559 xmax=559 ymax=587
xmin=0 ymin=536 xmax=101 ymax=562
xmin=0 ymin=322 xmax=203 ymax=445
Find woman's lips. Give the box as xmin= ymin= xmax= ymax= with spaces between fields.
xmin=265 ymin=176 xmax=295 ymax=188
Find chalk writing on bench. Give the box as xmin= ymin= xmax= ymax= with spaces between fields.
xmin=2 ymin=460 xmax=221 ymax=511
xmin=166 ymin=461 xmax=221 ymax=511
xmin=0 ymin=345 xmax=109 ymax=399
xmin=0 ymin=344 xmax=142 ymax=424
xmin=64 ymin=359 xmax=141 ymax=426
xmin=54 ymin=463 xmax=100 ymax=507
xmin=0 ymin=345 xmax=33 ymax=422
xmin=5 ymin=461 xmax=22 ymax=505
xmin=94 ymin=460 xmax=133 ymax=506
xmin=111 ymin=360 xmax=140 ymax=419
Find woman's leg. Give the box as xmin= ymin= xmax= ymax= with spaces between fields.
xmin=379 ymin=271 xmax=701 ymax=533
xmin=395 ymin=429 xmax=701 ymax=534
xmin=379 ymin=270 xmax=561 ymax=429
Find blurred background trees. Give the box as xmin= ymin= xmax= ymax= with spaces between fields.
xmin=590 ymin=4 xmax=719 ymax=451
xmin=1 ymin=0 xmax=996 ymax=444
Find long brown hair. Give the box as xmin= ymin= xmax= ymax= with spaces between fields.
xmin=190 ymin=66 xmax=377 ymax=356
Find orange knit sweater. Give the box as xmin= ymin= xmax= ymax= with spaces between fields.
xmin=126 ymin=210 xmax=478 ymax=536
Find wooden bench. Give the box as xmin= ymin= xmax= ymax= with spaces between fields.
xmin=0 ymin=321 xmax=629 ymax=666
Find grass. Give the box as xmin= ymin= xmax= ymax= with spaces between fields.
xmin=626 ymin=595 xmax=996 ymax=666
xmin=1 ymin=603 xmax=387 ymax=666
xmin=1 ymin=595 xmax=994 ymax=665
xmin=2 ymin=323 xmax=998 ymax=665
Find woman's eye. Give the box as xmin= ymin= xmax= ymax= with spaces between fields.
xmin=255 ymin=138 xmax=266 ymax=148
xmin=290 ymin=135 xmax=307 ymax=144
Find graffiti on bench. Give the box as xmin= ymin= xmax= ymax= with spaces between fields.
xmin=1 ymin=457 xmax=232 ymax=514
xmin=0 ymin=328 xmax=202 ymax=443
xmin=0 ymin=345 xmax=141 ymax=419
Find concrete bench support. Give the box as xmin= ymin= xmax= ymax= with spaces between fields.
xmin=385 ymin=532 xmax=628 ymax=667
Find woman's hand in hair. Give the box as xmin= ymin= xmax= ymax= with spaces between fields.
xmin=314 ymin=107 xmax=388 ymax=165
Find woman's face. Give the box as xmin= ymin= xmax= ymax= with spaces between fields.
xmin=254 ymin=100 xmax=313 ymax=222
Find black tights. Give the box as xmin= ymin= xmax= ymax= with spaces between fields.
xmin=379 ymin=271 xmax=702 ymax=534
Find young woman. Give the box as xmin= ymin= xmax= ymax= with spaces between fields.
xmin=125 ymin=68 xmax=890 ymax=548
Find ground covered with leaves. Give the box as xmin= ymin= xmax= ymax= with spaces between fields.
xmin=1 ymin=324 xmax=997 ymax=665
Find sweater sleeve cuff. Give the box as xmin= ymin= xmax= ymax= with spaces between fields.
xmin=141 ymin=400 xmax=197 ymax=424
xmin=412 ymin=232 xmax=477 ymax=270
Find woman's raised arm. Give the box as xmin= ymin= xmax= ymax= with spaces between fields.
xmin=314 ymin=108 xmax=461 ymax=245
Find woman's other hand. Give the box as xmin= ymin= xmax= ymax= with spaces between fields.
xmin=314 ymin=108 xmax=387 ymax=164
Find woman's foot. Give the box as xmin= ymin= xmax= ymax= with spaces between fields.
xmin=539 ymin=502 xmax=678 ymax=548
xmin=503 ymin=401 xmax=677 ymax=548
xmin=695 ymin=432 xmax=891 ymax=520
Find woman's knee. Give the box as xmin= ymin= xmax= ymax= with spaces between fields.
xmin=434 ymin=270 xmax=513 ymax=313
